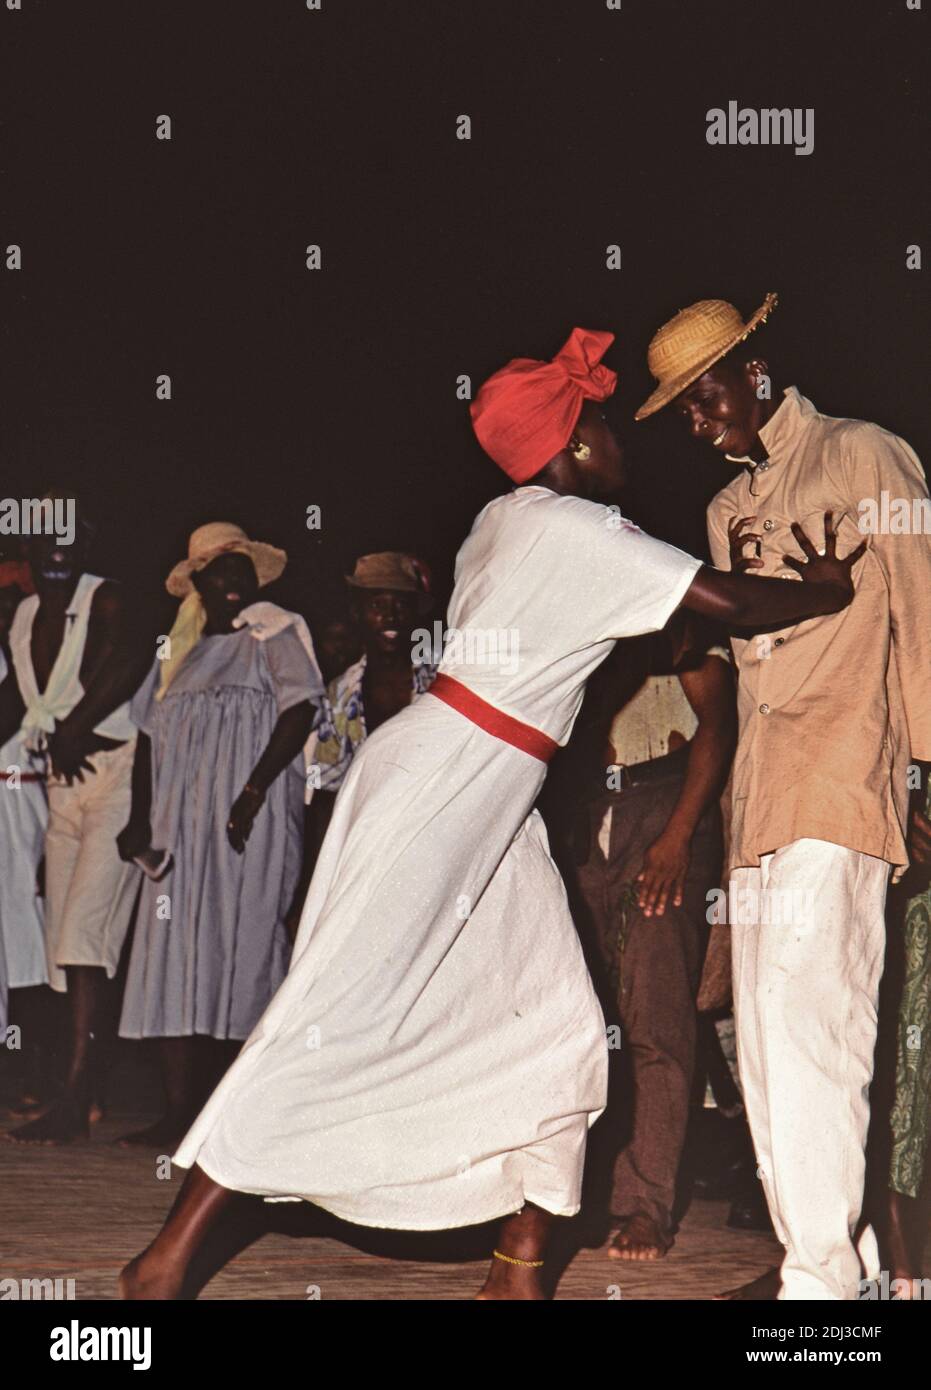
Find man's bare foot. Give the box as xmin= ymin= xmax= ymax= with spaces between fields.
xmin=475 ymin=1257 xmax=546 ymax=1300
xmin=608 ymin=1212 xmax=673 ymax=1261
xmin=714 ymin=1265 xmax=781 ymax=1300
xmin=119 ymin=1250 xmax=186 ymax=1301
xmin=116 ymin=1116 xmax=189 ymax=1150
xmin=890 ymin=1277 xmax=926 ymax=1300
xmin=5 ymin=1098 xmax=47 ymax=1121
xmin=5 ymin=1096 xmax=90 ymax=1145
xmin=883 ymin=1189 xmax=920 ymax=1288
xmin=4 ymin=1083 xmax=60 ymax=1119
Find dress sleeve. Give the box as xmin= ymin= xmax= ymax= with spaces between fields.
xmin=568 ymin=499 xmax=703 ymax=643
xmin=263 ymin=625 xmax=327 ymax=716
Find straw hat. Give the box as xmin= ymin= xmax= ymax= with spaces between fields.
xmin=345 ymin=552 xmax=432 ymax=611
xmin=635 ymin=293 xmax=778 ymax=420
xmin=166 ymin=522 xmax=287 ymax=598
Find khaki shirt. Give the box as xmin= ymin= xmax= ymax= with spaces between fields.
xmin=707 ymin=388 xmax=931 ymax=879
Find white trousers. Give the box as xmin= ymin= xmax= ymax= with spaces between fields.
xmin=45 ymin=741 xmax=140 ymax=993
xmin=731 ymin=838 xmax=889 ymax=1300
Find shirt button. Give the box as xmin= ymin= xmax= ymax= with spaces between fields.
xmin=763 ymin=519 xmax=775 ymax=532
xmin=774 ymin=637 xmax=785 ymax=647
xmin=759 ymin=703 xmax=771 ymax=714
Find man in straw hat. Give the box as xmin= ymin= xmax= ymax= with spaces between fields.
xmin=637 ymin=295 xmax=931 ymax=1299
xmin=122 ymin=328 xmax=864 ymax=1301
xmin=310 ymin=550 xmax=436 ymax=851
xmin=315 ymin=552 xmax=435 ymax=789
xmin=3 ymin=496 xmax=151 ymax=1144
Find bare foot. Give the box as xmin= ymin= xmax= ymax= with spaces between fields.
xmin=475 ymin=1258 xmax=546 ymax=1300
xmin=715 ymin=1265 xmax=781 ymax=1300
xmin=119 ymin=1250 xmax=186 ymax=1301
xmin=5 ymin=1096 xmax=90 ymax=1145
xmin=891 ymin=1277 xmax=926 ymax=1300
xmin=883 ymin=1189 xmax=920 ymax=1288
xmin=5 ymin=1098 xmax=47 ymax=1121
xmin=608 ymin=1212 xmax=673 ymax=1261
xmin=4 ymin=1085 xmax=58 ymax=1119
xmin=115 ymin=1116 xmax=189 ymax=1150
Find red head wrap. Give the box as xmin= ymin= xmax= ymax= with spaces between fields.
xmin=470 ymin=327 xmax=617 ymax=483
xmin=0 ymin=560 xmax=35 ymax=594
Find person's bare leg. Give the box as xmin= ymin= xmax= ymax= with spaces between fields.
xmin=884 ymin=1189 xmax=921 ymax=1295
xmin=118 ymin=1038 xmax=198 ymax=1148
xmin=4 ymin=986 xmax=61 ymax=1115
xmin=120 ymin=1164 xmax=240 ymax=1300
xmin=198 ymin=1036 xmax=242 ymax=1102
xmin=8 ymin=966 xmax=106 ymax=1144
xmin=475 ymin=1203 xmax=552 ymax=1300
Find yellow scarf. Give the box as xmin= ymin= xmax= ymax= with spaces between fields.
xmin=155 ymin=591 xmax=208 ymax=701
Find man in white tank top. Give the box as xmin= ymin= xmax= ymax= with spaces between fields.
xmin=3 ymin=505 xmax=151 ymax=1144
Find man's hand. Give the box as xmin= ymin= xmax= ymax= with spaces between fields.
xmin=47 ymin=725 xmax=96 ymax=785
xmin=636 ymin=830 xmax=691 ymax=918
xmin=727 ymin=515 xmax=763 ymax=573
xmin=226 ymin=784 xmax=266 ymax=854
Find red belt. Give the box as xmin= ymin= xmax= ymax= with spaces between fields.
xmin=2 ymin=772 xmax=45 ymax=784
xmin=428 ymin=673 xmax=559 ymax=764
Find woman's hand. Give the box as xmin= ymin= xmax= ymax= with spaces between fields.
xmin=116 ymin=818 xmax=152 ymax=863
xmin=636 ymin=829 xmax=691 ymax=918
xmin=784 ymin=512 xmax=867 ymax=610
xmin=727 ymin=515 xmax=763 ymax=573
xmin=227 ymin=784 xmax=266 ymax=854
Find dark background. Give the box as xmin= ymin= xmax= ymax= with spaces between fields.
xmin=3 ymin=0 xmax=927 ymax=625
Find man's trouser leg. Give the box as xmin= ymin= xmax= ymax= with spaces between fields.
xmin=576 ymin=772 xmax=718 ymax=1233
xmin=731 ymin=839 xmax=889 ymax=1300
xmin=44 ymin=776 xmax=85 ymax=995
xmin=47 ymin=742 xmax=140 ymax=988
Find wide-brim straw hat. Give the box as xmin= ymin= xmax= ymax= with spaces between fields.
xmin=635 ymin=292 xmax=778 ymax=420
xmin=166 ymin=522 xmax=287 ymax=598
xmin=345 ymin=552 xmax=433 ymax=612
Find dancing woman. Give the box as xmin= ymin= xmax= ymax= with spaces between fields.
xmin=122 ymin=329 xmax=865 ymax=1299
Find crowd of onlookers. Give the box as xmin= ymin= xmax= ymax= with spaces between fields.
xmin=0 ymin=478 xmax=928 ymax=1292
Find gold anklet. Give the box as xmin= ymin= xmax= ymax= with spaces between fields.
xmin=493 ymin=1249 xmax=544 ymax=1268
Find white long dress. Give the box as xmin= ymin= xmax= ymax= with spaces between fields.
xmin=119 ymin=624 xmax=322 ymax=1041
xmin=173 ymin=487 xmax=702 ymax=1230
xmin=0 ymin=649 xmax=48 ymax=1032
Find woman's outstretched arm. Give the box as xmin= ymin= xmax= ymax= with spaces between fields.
xmin=680 ymin=514 xmax=865 ymax=630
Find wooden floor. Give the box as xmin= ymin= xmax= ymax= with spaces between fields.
xmin=1 ymin=1057 xmax=925 ymax=1301
xmin=0 ymin=1088 xmax=779 ymax=1301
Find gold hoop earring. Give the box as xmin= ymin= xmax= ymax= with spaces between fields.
xmin=571 ymin=441 xmax=591 ymax=462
